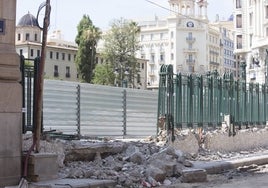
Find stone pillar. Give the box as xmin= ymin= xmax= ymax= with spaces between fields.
xmin=0 ymin=0 xmax=22 ymax=187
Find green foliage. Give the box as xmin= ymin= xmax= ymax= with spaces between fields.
xmin=24 ymin=60 xmax=34 ymax=67
xmin=100 ymin=18 xmax=141 ymax=88
xmin=75 ymin=15 xmax=101 ymax=83
xmin=92 ymin=63 xmax=115 ymax=85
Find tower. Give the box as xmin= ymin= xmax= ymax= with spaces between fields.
xmin=196 ymin=0 xmax=208 ymax=20
xmin=168 ymin=0 xmax=196 ymax=16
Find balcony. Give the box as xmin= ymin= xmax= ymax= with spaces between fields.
xmin=186 ymin=59 xmax=195 ymax=64
xmin=158 ymin=60 xmax=165 ymax=65
xmin=183 ymin=48 xmax=198 ymax=53
xmin=186 ymin=37 xmax=196 ymax=43
xmin=149 ymin=60 xmax=155 ymax=65
xmin=148 ymin=72 xmax=156 ymax=77
xmin=210 ymin=61 xmax=219 ymax=66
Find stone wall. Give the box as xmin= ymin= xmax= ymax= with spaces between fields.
xmin=171 ymin=127 xmax=268 ymax=154
xmin=0 ymin=0 xmax=22 ymax=187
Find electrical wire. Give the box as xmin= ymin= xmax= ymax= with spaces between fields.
xmin=144 ymin=0 xmax=267 ymax=39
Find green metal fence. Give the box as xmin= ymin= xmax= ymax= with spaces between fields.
xmin=158 ymin=64 xmax=268 ymax=135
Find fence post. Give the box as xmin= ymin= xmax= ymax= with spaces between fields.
xmin=76 ymin=84 xmax=81 ymax=137
xmin=122 ymin=89 xmax=127 ymax=137
xmin=20 ymin=55 xmax=26 ymax=133
xmin=198 ymin=75 xmax=203 ymax=128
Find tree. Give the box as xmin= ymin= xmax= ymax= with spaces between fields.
xmin=75 ymin=15 xmax=101 ymax=83
xmin=92 ymin=63 xmax=115 ymax=85
xmin=97 ymin=18 xmax=140 ymax=87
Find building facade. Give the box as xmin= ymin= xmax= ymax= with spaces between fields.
xmin=234 ymin=0 xmax=268 ymax=83
xmin=136 ymin=0 xmax=235 ymax=89
xmin=16 ymin=13 xmax=79 ymax=82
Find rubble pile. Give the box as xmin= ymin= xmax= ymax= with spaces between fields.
xmin=22 ymin=126 xmax=268 ymax=187
xmin=57 ymin=139 xmax=201 ymax=187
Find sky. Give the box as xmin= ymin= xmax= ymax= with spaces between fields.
xmin=16 ymin=0 xmax=233 ymax=42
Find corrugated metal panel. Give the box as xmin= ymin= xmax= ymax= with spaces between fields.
xmin=43 ymin=80 xmax=78 ymax=134
xmin=80 ymin=83 xmax=124 ymax=137
xmin=126 ymin=88 xmax=158 ymax=137
xmin=41 ymin=80 xmax=158 ymax=138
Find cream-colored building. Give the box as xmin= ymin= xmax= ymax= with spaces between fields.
xmin=233 ymin=0 xmax=268 ymax=83
xmin=211 ymin=19 xmax=237 ymax=77
xmin=136 ymin=0 xmax=235 ymax=89
xmin=16 ymin=13 xmax=78 ymax=81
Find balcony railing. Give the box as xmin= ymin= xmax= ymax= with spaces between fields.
xmin=186 ymin=37 xmax=196 ymax=43
xmin=183 ymin=48 xmax=198 ymax=53
xmin=149 ymin=61 xmax=155 ymax=65
xmin=148 ymin=72 xmax=155 ymax=77
xmin=186 ymin=59 xmax=195 ymax=64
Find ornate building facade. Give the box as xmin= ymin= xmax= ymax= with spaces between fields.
xmin=136 ymin=0 xmax=235 ymax=89
xmin=234 ymin=0 xmax=268 ymax=83
xmin=16 ymin=13 xmax=79 ymax=82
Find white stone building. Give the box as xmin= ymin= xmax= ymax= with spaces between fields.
xmin=15 ymin=13 xmax=79 ymax=82
xmin=136 ymin=0 xmax=235 ymax=89
xmin=233 ymin=0 xmax=268 ymax=84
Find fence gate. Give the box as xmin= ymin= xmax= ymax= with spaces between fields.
xmin=158 ymin=64 xmax=268 ymax=136
xmin=20 ymin=55 xmax=41 ymax=133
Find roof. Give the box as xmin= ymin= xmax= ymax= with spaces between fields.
xmin=17 ymin=12 xmax=38 ymax=27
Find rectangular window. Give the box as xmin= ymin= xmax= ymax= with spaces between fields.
xmin=236 ymin=14 xmax=242 ymax=28
xmin=50 ymin=51 xmax=53 ymax=59
xmin=68 ymin=54 xmax=71 ymax=61
xmin=250 ymin=34 xmax=253 ymax=47
xmin=150 ymin=54 xmax=155 ymax=63
xmin=54 ymin=65 xmax=59 ymax=77
xmin=236 ymin=35 xmax=243 ymax=49
xmin=66 ymin=66 xmax=70 ymax=78
xmin=137 ymin=74 xmax=141 ymax=83
xmin=249 ymin=13 xmax=253 ymax=26
xmin=236 ymin=0 xmax=241 ymax=8
xmin=34 ymin=34 xmax=37 ymax=41
xmin=18 ymin=33 xmax=21 ymax=41
xmin=189 ymin=43 xmax=192 ymax=49
xmin=56 ymin=52 xmax=59 ymax=59
xmin=188 ymin=32 xmax=192 ymax=39
xmin=62 ymin=53 xmax=65 ymax=60
xmin=189 ymin=54 xmax=193 ymax=61
xmin=26 ymin=33 xmax=30 ymax=41
xmin=30 ymin=49 xmax=34 ymax=57
xmin=171 ymin=53 xmax=174 ymax=60
xmin=37 ymin=50 xmax=40 ymax=57
xmin=188 ymin=66 xmax=194 ymax=73
xmin=171 ymin=31 xmax=174 ymax=38
xmin=142 ymin=63 xmax=144 ymax=69
xmin=266 ymin=6 xmax=268 ymax=18
xmin=160 ymin=53 xmax=165 ymax=62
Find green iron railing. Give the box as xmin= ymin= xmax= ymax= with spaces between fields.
xmin=157 ymin=64 xmax=268 ymax=135
xmin=20 ymin=55 xmax=41 ymax=134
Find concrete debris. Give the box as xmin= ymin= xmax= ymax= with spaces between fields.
xmin=181 ymin=169 xmax=207 ymax=183
xmin=22 ymin=126 xmax=268 ymax=187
